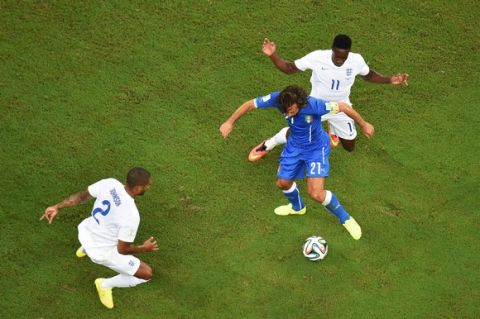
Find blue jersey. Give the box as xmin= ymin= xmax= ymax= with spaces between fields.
xmin=254 ymin=91 xmax=338 ymax=150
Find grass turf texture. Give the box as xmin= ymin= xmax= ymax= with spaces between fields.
xmin=1 ymin=0 xmax=479 ymax=318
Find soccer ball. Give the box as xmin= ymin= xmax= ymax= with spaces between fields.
xmin=302 ymin=236 xmax=328 ymax=261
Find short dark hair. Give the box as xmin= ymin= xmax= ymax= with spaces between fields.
xmin=279 ymin=85 xmax=309 ymax=112
xmin=126 ymin=167 xmax=151 ymax=187
xmin=332 ymin=34 xmax=352 ymax=50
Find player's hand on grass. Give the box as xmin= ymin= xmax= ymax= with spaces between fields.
xmin=390 ymin=73 xmax=409 ymax=86
xmin=219 ymin=121 xmax=233 ymax=139
xmin=361 ymin=122 xmax=375 ymax=138
xmin=40 ymin=206 xmax=59 ymax=224
xmin=262 ymin=38 xmax=276 ymax=57
xmin=142 ymin=236 xmax=159 ymax=252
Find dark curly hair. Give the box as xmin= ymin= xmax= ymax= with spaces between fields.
xmin=332 ymin=34 xmax=352 ymax=50
xmin=279 ymin=85 xmax=309 ymax=112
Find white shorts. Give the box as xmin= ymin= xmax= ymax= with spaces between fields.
xmin=85 ymin=246 xmax=140 ymax=276
xmin=321 ymin=112 xmax=357 ymax=140
xmin=78 ymin=224 xmax=141 ymax=276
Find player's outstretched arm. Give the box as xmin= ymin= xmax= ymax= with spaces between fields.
xmin=262 ymin=38 xmax=299 ymax=75
xmin=40 ymin=190 xmax=93 ymax=224
xmin=117 ymin=237 xmax=159 ymax=255
xmin=338 ymin=103 xmax=375 ymax=138
xmin=219 ymin=99 xmax=256 ymax=139
xmin=361 ymin=70 xmax=409 ymax=85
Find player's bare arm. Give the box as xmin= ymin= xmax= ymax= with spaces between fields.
xmin=117 ymin=237 xmax=159 ymax=255
xmin=262 ymin=38 xmax=299 ymax=75
xmin=338 ymin=103 xmax=375 ymax=138
xmin=361 ymin=70 xmax=409 ymax=85
xmin=219 ymin=99 xmax=256 ymax=139
xmin=41 ymin=190 xmax=93 ymax=224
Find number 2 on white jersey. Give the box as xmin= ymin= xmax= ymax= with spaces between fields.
xmin=92 ymin=200 xmax=111 ymax=224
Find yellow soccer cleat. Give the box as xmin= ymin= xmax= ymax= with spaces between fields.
xmin=343 ymin=217 xmax=362 ymax=240
xmin=76 ymin=246 xmax=86 ymax=258
xmin=274 ymin=203 xmax=306 ymax=216
xmin=94 ymin=278 xmax=114 ymax=309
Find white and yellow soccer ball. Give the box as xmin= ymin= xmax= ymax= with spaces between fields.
xmin=302 ymin=236 xmax=328 ymax=261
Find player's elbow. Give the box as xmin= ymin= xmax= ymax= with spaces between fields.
xmin=117 ymin=242 xmax=130 ymax=255
xmin=283 ymin=67 xmax=298 ymax=75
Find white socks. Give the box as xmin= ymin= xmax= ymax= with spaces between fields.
xmin=102 ymin=274 xmax=148 ymax=288
xmin=264 ymin=127 xmax=289 ymax=151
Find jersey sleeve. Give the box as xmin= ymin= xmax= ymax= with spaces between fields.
xmin=309 ymin=97 xmax=340 ymax=116
xmin=254 ymin=91 xmax=282 ymax=110
xmin=118 ymin=212 xmax=140 ymax=243
xmin=87 ymin=179 xmax=109 ymax=197
xmin=294 ymin=51 xmax=317 ymax=72
xmin=356 ymin=54 xmax=370 ymax=76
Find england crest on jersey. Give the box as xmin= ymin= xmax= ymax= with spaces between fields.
xmin=346 ymin=68 xmax=353 ymax=76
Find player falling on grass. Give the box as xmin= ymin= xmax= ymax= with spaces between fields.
xmin=248 ymin=34 xmax=408 ymax=161
xmin=220 ymin=85 xmax=374 ymax=239
xmin=40 ymin=167 xmax=158 ymax=309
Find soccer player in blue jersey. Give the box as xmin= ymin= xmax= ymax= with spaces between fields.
xmin=248 ymin=35 xmax=408 ymax=161
xmin=220 ymin=85 xmax=374 ymax=239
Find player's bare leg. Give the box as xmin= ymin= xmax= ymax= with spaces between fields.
xmin=95 ymin=261 xmax=153 ymax=309
xmin=339 ymin=137 xmax=355 ymax=152
xmin=248 ymin=127 xmax=290 ymax=162
xmin=134 ymin=261 xmax=153 ymax=280
xmin=274 ymin=179 xmax=306 ymax=215
xmin=307 ymin=177 xmax=361 ymax=240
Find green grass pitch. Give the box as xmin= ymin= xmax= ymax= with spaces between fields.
xmin=0 ymin=1 xmax=478 ymax=318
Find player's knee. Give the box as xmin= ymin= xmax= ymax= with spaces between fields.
xmin=144 ymin=265 xmax=154 ymax=280
xmin=136 ymin=263 xmax=153 ymax=280
xmin=308 ymin=190 xmax=326 ymax=203
xmin=276 ymin=179 xmax=292 ymax=190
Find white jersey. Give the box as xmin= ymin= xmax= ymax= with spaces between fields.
xmin=294 ymin=49 xmax=370 ymax=105
xmin=78 ymin=178 xmax=140 ymax=249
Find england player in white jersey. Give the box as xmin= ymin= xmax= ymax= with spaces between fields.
xmin=41 ymin=167 xmax=157 ymax=309
xmin=248 ymin=34 xmax=408 ymax=161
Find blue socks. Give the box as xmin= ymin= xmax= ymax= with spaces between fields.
xmin=322 ymin=190 xmax=350 ymax=224
xmin=283 ymin=182 xmax=305 ymax=211
xmin=282 ymin=186 xmax=350 ymax=222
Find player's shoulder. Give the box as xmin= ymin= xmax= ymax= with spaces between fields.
xmin=116 ymin=194 xmax=139 ymax=217
xmin=304 ymin=96 xmax=326 ymax=110
xmin=98 ymin=178 xmax=122 ymax=188
xmin=307 ymin=95 xmax=326 ymax=103
xmin=304 ymin=49 xmax=330 ymax=59
xmin=347 ymin=52 xmax=367 ymax=65
xmin=255 ymin=91 xmax=281 ymax=107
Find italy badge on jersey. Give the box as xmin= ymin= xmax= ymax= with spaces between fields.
xmin=304 ymin=115 xmax=313 ymax=123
